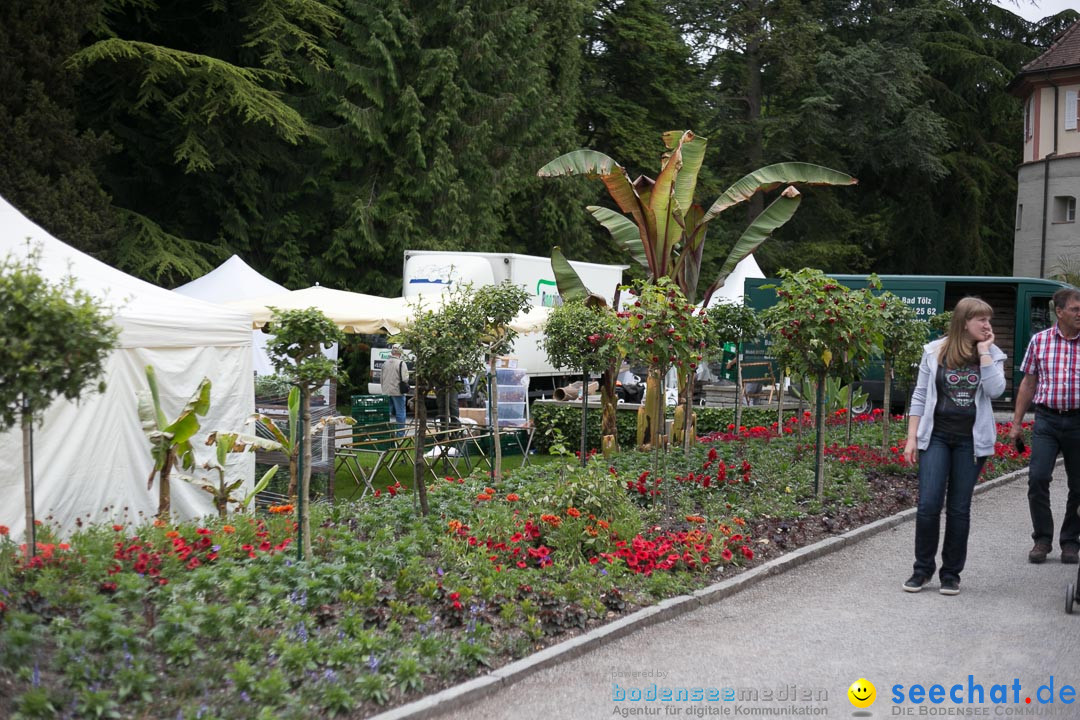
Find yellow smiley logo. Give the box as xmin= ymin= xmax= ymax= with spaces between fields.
xmin=847 ymin=678 xmax=876 ymax=709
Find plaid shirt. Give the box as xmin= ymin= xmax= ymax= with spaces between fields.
xmin=1020 ymin=324 xmax=1080 ymax=410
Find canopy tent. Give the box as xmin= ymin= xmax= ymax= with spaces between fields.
xmin=703 ymin=255 xmax=765 ymax=307
xmin=0 ymin=197 xmax=256 ymax=539
xmin=174 ymin=255 xmax=290 ymax=375
xmin=224 ymin=287 xmax=551 ymax=335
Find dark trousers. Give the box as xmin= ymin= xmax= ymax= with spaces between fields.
xmin=914 ymin=430 xmax=986 ymax=581
xmin=1027 ymin=409 xmax=1080 ymax=549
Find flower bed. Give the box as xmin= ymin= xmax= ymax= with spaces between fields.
xmin=0 ymin=414 xmax=1030 ymax=719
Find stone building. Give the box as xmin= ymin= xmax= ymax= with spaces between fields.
xmin=1010 ymin=20 xmax=1080 ymax=279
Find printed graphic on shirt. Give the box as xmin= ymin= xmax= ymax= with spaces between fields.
xmin=943 ymin=365 xmax=979 ymax=408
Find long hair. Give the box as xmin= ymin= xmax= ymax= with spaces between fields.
xmin=939 ymin=296 xmax=993 ymax=369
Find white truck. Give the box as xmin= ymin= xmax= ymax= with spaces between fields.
xmin=402 ymin=250 xmax=627 ymax=396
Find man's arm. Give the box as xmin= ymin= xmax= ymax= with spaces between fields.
xmin=1010 ymin=373 xmax=1037 ymax=440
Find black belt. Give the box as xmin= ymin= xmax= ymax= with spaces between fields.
xmin=1035 ymin=404 xmax=1080 ymax=416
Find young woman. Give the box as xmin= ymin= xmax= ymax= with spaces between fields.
xmin=902 ymin=297 xmax=1006 ymax=595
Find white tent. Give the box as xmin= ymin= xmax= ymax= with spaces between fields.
xmin=0 ymin=197 xmax=256 ymax=539
xmin=225 ymin=286 xmax=551 ymax=336
xmin=704 ymin=254 xmax=765 ymax=307
xmin=174 ymin=255 xmax=288 ymax=376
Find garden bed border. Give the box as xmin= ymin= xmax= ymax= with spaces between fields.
xmin=368 ymin=462 xmax=1039 ymax=720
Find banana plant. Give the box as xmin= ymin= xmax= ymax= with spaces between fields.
xmin=540 ymin=130 xmax=857 ymax=447
xmin=539 ymin=130 xmax=857 ymax=306
xmin=138 ymin=367 xmax=211 ymax=520
xmin=184 ymin=432 xmax=283 ymax=517
xmin=249 ymin=386 xmax=354 ymax=498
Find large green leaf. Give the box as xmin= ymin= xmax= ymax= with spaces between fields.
xmin=702 ymin=163 xmax=856 ymax=223
xmin=649 ymin=135 xmax=687 ymax=278
xmin=586 ymin=206 xmax=647 ymax=267
xmin=551 ymin=247 xmax=606 ymax=306
xmin=701 ymin=186 xmax=803 ymax=306
xmin=539 ymin=150 xmax=654 ymax=271
xmin=662 ymin=131 xmax=707 ymax=228
xmin=673 ymin=204 xmax=706 ymax=302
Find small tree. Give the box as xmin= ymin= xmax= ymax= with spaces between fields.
xmin=0 ymin=251 xmax=117 ymax=552
xmin=762 ymin=269 xmax=879 ymax=498
xmin=703 ymin=301 xmax=763 ymax=432
xmin=472 ymin=282 xmax=532 ymax=480
xmin=396 ymin=287 xmax=488 ymax=515
xmin=264 ymin=307 xmax=345 ymax=562
xmin=874 ymin=293 xmax=928 ymax=452
xmin=619 ymin=278 xmax=706 ymax=455
xmin=541 ymin=299 xmax=622 ymax=461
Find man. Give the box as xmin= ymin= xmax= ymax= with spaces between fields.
xmin=380 ymin=344 xmax=410 ymax=433
xmin=1010 ymin=288 xmax=1080 ymax=564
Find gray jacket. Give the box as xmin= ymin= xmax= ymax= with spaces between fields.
xmin=380 ymin=357 xmax=409 ymax=396
xmin=908 ymin=337 xmax=1006 ymax=458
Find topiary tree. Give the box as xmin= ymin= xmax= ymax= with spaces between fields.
xmin=874 ymin=292 xmax=928 ymax=452
xmin=472 ymin=282 xmax=532 ymax=480
xmin=541 ymin=299 xmax=622 ymax=461
xmin=703 ymin=301 xmax=763 ymax=432
xmin=0 ymin=250 xmax=117 ymax=552
xmin=264 ymin=307 xmax=345 ymax=561
xmin=619 ymin=277 xmax=706 ymax=455
xmin=761 ymin=269 xmax=880 ymax=499
xmin=395 ymin=286 xmax=487 ymax=515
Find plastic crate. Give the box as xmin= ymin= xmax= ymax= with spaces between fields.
xmin=477 ymin=428 xmax=528 ymax=456
xmin=351 ymin=394 xmax=391 ymax=411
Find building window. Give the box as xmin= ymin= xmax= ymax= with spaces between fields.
xmin=1025 ymin=96 xmax=1034 ymax=140
xmin=1067 ymin=90 xmax=1078 ymax=132
xmin=1016 ymin=204 xmax=1023 ymax=230
xmin=1054 ymin=196 xmax=1076 ymax=223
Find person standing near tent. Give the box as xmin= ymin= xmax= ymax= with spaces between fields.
xmin=381 ymin=345 xmax=410 ymax=433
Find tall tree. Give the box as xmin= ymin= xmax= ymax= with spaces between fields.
xmin=0 ymin=0 xmax=117 ymax=254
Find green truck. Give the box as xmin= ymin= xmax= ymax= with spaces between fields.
xmin=743 ymin=274 xmax=1074 ymax=408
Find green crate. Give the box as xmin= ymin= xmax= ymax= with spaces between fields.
xmin=351 ymin=394 xmax=391 ymax=411
xmin=476 ymin=428 xmax=528 ymax=456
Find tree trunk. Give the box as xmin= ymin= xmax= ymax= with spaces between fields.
xmin=287 ymin=450 xmax=298 ymax=499
xmin=301 ymin=386 xmax=313 ymax=562
xmin=845 ymin=381 xmax=853 ymax=445
xmin=814 ymin=371 xmax=826 ymax=501
xmin=490 ymin=356 xmax=502 ymax=481
xmin=21 ymin=407 xmax=35 ymax=557
xmin=579 ymin=368 xmax=588 ymax=467
xmin=637 ymin=368 xmax=663 ymax=450
xmin=735 ymin=349 xmax=743 ymax=432
xmin=882 ymin=359 xmax=893 ymax=454
xmin=599 ymin=359 xmax=618 ymax=453
xmin=413 ymin=386 xmax=430 ymax=516
xmin=158 ymin=449 xmax=173 ymax=521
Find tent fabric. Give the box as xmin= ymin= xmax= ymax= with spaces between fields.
xmin=0 ymin=197 xmax=255 ymax=539
xmin=224 ymin=286 xmax=404 ymax=335
xmin=175 ymin=255 xmax=301 ymax=376
xmin=704 ymin=255 xmax=765 ymax=307
xmin=225 ymin=286 xmax=551 ymax=336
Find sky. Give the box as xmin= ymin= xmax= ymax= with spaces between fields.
xmin=992 ymin=0 xmax=1077 ymax=22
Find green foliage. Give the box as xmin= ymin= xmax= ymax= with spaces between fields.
xmin=472 ymin=282 xmax=533 ymax=360
xmin=541 ymin=300 xmax=621 ymax=374
xmin=790 ymin=377 xmax=869 ymax=417
xmin=703 ymin=302 xmax=763 ymax=358
xmin=620 ymin=277 xmax=706 ymax=376
xmin=265 ymin=308 xmax=345 ymax=392
xmin=876 ymin=292 xmax=928 ymax=384
xmin=0 ymin=251 xmax=118 ymax=429
xmin=395 ymin=286 xmax=487 ymax=395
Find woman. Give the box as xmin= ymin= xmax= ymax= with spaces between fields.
xmin=902 ymin=297 xmax=1006 ymax=595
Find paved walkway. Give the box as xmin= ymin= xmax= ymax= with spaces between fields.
xmin=412 ymin=466 xmax=1080 ymax=719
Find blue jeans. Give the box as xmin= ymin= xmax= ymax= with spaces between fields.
xmin=914 ymin=430 xmax=986 ymax=581
xmin=1027 ymin=409 xmax=1080 ymax=550
xmin=389 ymin=395 xmax=406 ymax=435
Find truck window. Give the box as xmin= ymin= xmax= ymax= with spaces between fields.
xmin=1030 ymin=296 xmax=1054 ymax=335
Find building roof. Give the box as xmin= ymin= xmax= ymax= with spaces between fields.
xmin=1020 ymin=19 xmax=1080 ymax=75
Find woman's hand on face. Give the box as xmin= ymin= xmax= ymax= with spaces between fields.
xmin=903 ymin=437 xmax=918 ymax=465
xmin=976 ymin=327 xmax=994 ymax=355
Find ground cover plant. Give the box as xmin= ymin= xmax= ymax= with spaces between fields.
xmin=0 ymin=413 xmax=1030 ymax=719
